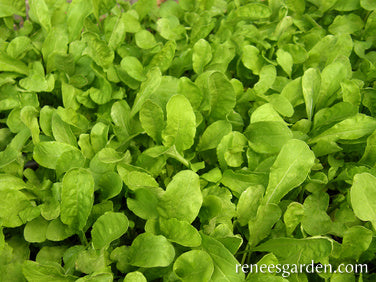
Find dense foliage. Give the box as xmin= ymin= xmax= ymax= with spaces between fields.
xmin=1 ymin=0 xmax=376 ymax=281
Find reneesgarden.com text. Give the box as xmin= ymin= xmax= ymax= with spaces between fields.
xmin=236 ymin=261 xmax=368 ymax=278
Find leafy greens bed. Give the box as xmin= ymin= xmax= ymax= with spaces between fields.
xmin=1 ymin=0 xmax=376 ymax=281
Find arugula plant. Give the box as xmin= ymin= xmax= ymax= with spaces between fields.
xmin=0 ymin=0 xmax=376 ymax=281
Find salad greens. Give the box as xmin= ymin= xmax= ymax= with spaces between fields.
xmin=0 ymin=0 xmax=376 ymax=281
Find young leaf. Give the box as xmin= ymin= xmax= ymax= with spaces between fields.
xmin=173 ymin=250 xmax=214 ymax=282
xmin=162 ymin=95 xmax=196 ymax=152
xmin=128 ymin=233 xmax=175 ymax=268
xmin=91 ymin=212 xmax=129 ymax=249
xmin=157 ymin=170 xmax=202 ymax=223
xmin=61 ymin=168 xmax=94 ymax=230
xmin=263 ymin=139 xmax=315 ymax=204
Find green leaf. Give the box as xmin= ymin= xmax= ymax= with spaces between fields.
xmin=245 ymin=121 xmax=293 ymax=154
xmin=131 ymin=68 xmax=162 ymax=117
xmin=200 ymin=233 xmax=245 ymax=282
xmin=242 ymin=45 xmax=263 ymax=75
xmin=284 ymin=202 xmax=304 ymax=236
xmin=193 ymin=39 xmax=212 ymax=74
xmin=33 ymin=141 xmax=81 ymax=169
xmin=67 ymin=0 xmax=92 ymax=41
xmin=127 ymin=187 xmax=162 ymax=220
xmin=120 ymin=56 xmax=146 ymax=82
xmin=310 ymin=114 xmax=376 ymax=143
xmin=173 ymin=250 xmax=214 ymax=282
xmin=208 ymin=72 xmax=236 ymax=122
xmin=122 ymin=11 xmax=142 ymax=33
xmin=254 ymin=65 xmax=276 ymax=95
xmin=159 ymin=217 xmax=201 ymax=247
xmin=29 ymin=0 xmax=51 ymax=31
xmin=350 ymin=173 xmax=376 ymax=228
xmin=216 ymin=131 xmax=247 ymax=168
xmin=20 ymin=106 xmax=40 ymax=144
xmin=140 ymin=100 xmax=165 ymax=143
xmin=255 ymin=237 xmax=333 ymax=264
xmin=92 ymin=212 xmax=129 ymax=249
xmin=329 ymin=14 xmax=364 ymax=35
xmin=248 ymin=204 xmax=281 ymax=247
xmin=263 ymin=139 xmax=315 ymax=204
xmin=276 ymin=49 xmax=293 ymax=77
xmin=124 ymin=272 xmax=147 ymax=282
xmin=158 ymin=170 xmax=202 ymax=223
xmin=361 ymin=0 xmax=376 ymax=10
xmin=135 ymin=30 xmax=157 ymax=49
xmin=197 ymin=120 xmax=232 ymax=151
xmin=235 ymin=3 xmax=271 ymax=20
xmin=339 ymin=226 xmax=373 ymax=260
xmin=236 ymin=185 xmax=264 ymax=226
xmin=83 ymin=32 xmax=114 ymax=69
xmin=360 ymin=130 xmax=376 ymax=166
xmin=0 ymin=51 xmax=28 ymax=75
xmin=52 ymin=112 xmax=77 ymax=146
xmin=0 ymin=189 xmax=32 ymax=227
xmin=22 ymin=261 xmax=76 ymax=282
xmin=46 ymin=219 xmax=74 ymax=241
xmin=0 ymin=0 xmax=25 ymax=17
xmin=61 ymin=168 xmax=94 ymax=230
xmin=24 ymin=216 xmax=49 ymax=243
xmin=128 ymin=233 xmax=175 ymax=268
xmin=302 ymin=68 xmax=321 ymax=120
xmin=162 ymin=95 xmax=196 ymax=152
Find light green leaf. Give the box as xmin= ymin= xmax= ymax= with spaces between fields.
xmin=361 ymin=0 xmax=376 ymax=10
xmin=140 ymin=100 xmax=165 ymax=143
xmin=162 ymin=95 xmax=196 ymax=152
xmin=360 ymin=130 xmax=376 ymax=166
xmin=92 ymin=212 xmax=129 ymax=249
xmin=128 ymin=233 xmax=175 ymax=268
xmin=245 ymin=121 xmax=293 ymax=154
xmin=329 ymin=14 xmax=364 ymax=35
xmin=33 ymin=141 xmax=81 ymax=169
xmin=67 ymin=0 xmax=92 ymax=41
xmin=135 ymin=30 xmax=157 ymax=49
xmin=255 ymin=237 xmax=333 ymax=264
xmin=193 ymin=39 xmax=212 ymax=74
xmin=302 ymin=68 xmax=321 ymax=120
xmin=200 ymin=233 xmax=245 ymax=282
xmin=248 ymin=204 xmax=281 ymax=247
xmin=310 ymin=114 xmax=376 ymax=143
xmin=276 ymin=49 xmax=293 ymax=77
xmin=131 ymin=68 xmax=162 ymax=117
xmin=242 ymin=45 xmax=263 ymax=75
xmin=159 ymin=217 xmax=201 ymax=247
xmin=158 ymin=170 xmax=202 ymax=223
xmin=263 ymin=139 xmax=315 ymax=204
xmin=22 ymin=261 xmax=76 ymax=282
xmin=197 ymin=120 xmax=232 ymax=151
xmin=173 ymin=250 xmax=214 ymax=282
xmin=24 ymin=216 xmax=49 ymax=243
xmin=339 ymin=226 xmax=373 ymax=260
xmin=61 ymin=168 xmax=94 ymax=230
xmin=124 ymin=272 xmax=146 ymax=282
xmin=0 ymin=189 xmax=32 ymax=227
xmin=216 ymin=131 xmax=248 ymax=168
xmin=284 ymin=202 xmax=304 ymax=236
xmin=29 ymin=0 xmax=51 ymax=31
xmin=208 ymin=72 xmax=236 ymax=122
xmin=236 ymin=185 xmax=264 ymax=226
xmin=0 ymin=51 xmax=28 ymax=75
xmin=350 ymin=173 xmax=376 ymax=228
xmin=254 ymin=65 xmax=276 ymax=95
xmin=121 ymin=56 xmax=146 ymax=82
